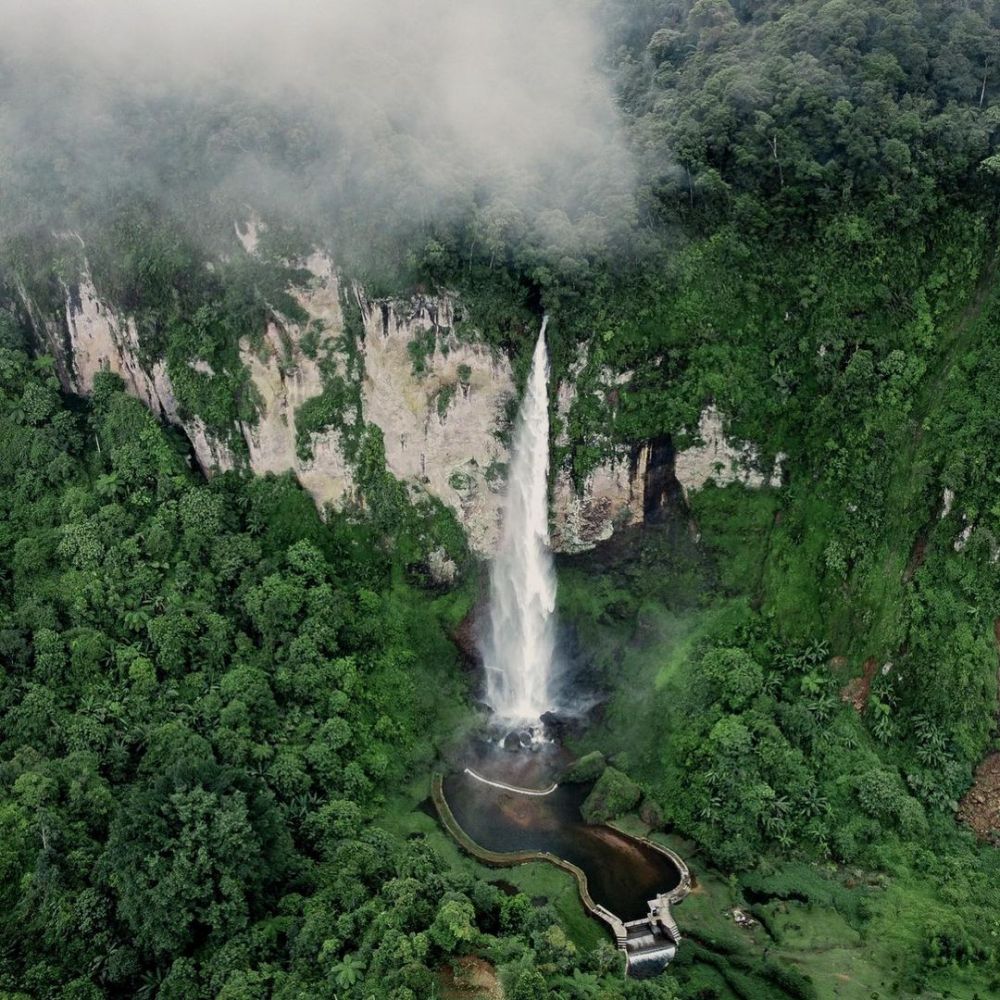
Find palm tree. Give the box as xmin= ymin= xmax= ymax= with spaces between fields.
xmin=762 ymin=810 xmax=787 ymax=838
xmin=123 ymin=608 xmax=150 ymax=634
xmin=871 ymin=698 xmax=894 ymax=743
xmin=801 ymin=670 xmax=826 ymax=696
xmin=134 ymin=964 xmax=166 ymax=1000
xmin=95 ymin=471 xmax=122 ymax=498
xmin=809 ymin=691 xmax=837 ymax=722
xmin=801 ymin=787 xmax=831 ymax=818
xmin=699 ymin=795 xmax=723 ymax=823
xmin=554 ymin=969 xmax=602 ymax=999
xmin=332 ymin=953 xmax=364 ymax=991
xmin=914 ymin=714 xmax=950 ymax=767
xmin=804 ymin=638 xmax=830 ymax=665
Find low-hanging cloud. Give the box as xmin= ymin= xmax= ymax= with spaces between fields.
xmin=0 ymin=0 xmax=634 ymax=258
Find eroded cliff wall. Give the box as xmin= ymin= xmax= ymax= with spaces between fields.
xmin=19 ymin=241 xmax=780 ymax=556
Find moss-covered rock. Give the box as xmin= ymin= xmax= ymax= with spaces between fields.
xmin=580 ymin=766 xmax=641 ymax=824
xmin=561 ymin=750 xmax=606 ymax=784
xmin=639 ymin=797 xmax=665 ymax=830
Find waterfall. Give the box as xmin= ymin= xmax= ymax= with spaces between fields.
xmin=483 ymin=318 xmax=557 ymax=723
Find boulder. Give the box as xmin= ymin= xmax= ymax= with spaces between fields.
xmin=581 ymin=765 xmax=642 ymax=823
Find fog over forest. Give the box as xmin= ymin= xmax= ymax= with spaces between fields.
xmin=0 ymin=0 xmax=634 ymax=249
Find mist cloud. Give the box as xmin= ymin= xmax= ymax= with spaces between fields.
xmin=0 ymin=0 xmax=634 ymax=259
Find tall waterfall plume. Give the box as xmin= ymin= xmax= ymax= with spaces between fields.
xmin=483 ymin=318 xmax=557 ymax=723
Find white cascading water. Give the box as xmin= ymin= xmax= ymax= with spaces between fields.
xmin=483 ymin=317 xmax=557 ymax=723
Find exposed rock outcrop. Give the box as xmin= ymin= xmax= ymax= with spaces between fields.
xmin=958 ymin=752 xmax=1000 ymax=843
xmin=356 ymin=292 xmax=513 ymax=554
xmin=551 ymin=349 xmax=646 ymax=552
xmin=673 ymin=406 xmax=783 ymax=497
xmin=30 ymin=271 xmax=178 ymax=423
xmin=550 ymin=458 xmax=647 ymax=553
xmin=20 ymin=243 xmax=781 ymax=557
xmin=235 ymin=252 xmax=353 ymax=508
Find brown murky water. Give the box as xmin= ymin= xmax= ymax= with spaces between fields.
xmin=442 ymin=745 xmax=680 ymax=922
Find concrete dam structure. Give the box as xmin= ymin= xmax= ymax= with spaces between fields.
xmin=433 ymin=768 xmax=691 ymax=977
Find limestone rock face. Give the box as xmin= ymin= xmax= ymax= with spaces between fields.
xmin=33 ymin=272 xmax=177 ymax=422
xmin=236 ymin=252 xmax=353 ymax=509
xmin=19 ymin=251 xmax=513 ymax=553
xmin=550 ymin=349 xmax=646 ymax=553
xmin=20 ymin=248 xmax=780 ymax=558
xmin=184 ymin=416 xmax=237 ymax=474
xmin=63 ymin=278 xmax=170 ymax=414
xmin=357 ymin=292 xmax=513 ymax=554
xmin=550 ymin=459 xmax=647 ymax=553
xmin=673 ymin=405 xmax=783 ymax=497
xmin=239 ymin=318 xmax=322 ymax=474
xmin=26 ymin=270 xmax=235 ymax=474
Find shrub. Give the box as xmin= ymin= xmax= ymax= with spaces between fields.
xmin=581 ymin=766 xmax=641 ymax=823
xmin=562 ymin=751 xmax=606 ymax=784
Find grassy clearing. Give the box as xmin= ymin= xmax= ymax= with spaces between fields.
xmin=622 ymin=828 xmax=955 ymax=999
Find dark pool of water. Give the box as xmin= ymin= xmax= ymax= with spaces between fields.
xmin=442 ymin=766 xmax=680 ymax=922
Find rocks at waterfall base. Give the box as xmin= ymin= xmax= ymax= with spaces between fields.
xmin=502 ymin=731 xmax=535 ymax=752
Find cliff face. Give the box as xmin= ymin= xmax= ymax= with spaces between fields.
xmin=356 ymin=292 xmax=513 ymax=554
xmin=235 ymin=252 xmax=353 ymax=510
xmin=550 ymin=350 xmax=647 ymax=553
xmin=20 ymin=247 xmax=779 ymax=556
xmin=673 ymin=406 xmax=783 ymax=497
xmin=25 ymin=266 xmax=236 ymax=476
xmin=30 ymin=269 xmax=176 ymax=422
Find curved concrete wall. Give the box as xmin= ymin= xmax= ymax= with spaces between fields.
xmin=432 ymin=772 xmax=692 ymax=972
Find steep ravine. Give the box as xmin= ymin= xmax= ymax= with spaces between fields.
xmin=19 ymin=246 xmax=780 ymax=556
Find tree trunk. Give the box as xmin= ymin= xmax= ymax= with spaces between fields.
xmin=770 ymin=134 xmax=784 ymax=189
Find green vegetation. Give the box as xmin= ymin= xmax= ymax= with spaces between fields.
xmin=581 ymin=767 xmax=642 ymax=824
xmin=294 ymin=292 xmax=367 ymax=463
xmin=0 ymin=334 xmax=488 ymax=997
xmin=561 ymin=495 xmax=1000 ymax=996
xmin=563 ymin=751 xmax=607 ymax=784
xmin=436 ymin=383 xmax=457 ymax=420
xmin=407 ymin=326 xmax=439 ymax=374
xmin=0 ymin=327 xmax=673 ymax=999
xmin=5 ymin=1 xmax=1000 ymax=997
xmin=293 ymin=376 xmax=359 ymax=459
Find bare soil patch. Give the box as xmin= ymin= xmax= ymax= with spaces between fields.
xmin=958 ymin=752 xmax=1000 ymax=843
xmin=840 ymin=657 xmax=878 ymax=714
xmin=439 ymin=956 xmax=504 ymax=999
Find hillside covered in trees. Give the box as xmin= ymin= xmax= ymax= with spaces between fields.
xmin=4 ymin=2 xmax=1000 ymax=998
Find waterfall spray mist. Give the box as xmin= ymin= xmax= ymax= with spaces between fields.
xmin=483 ymin=318 xmax=557 ymax=723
